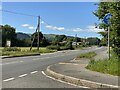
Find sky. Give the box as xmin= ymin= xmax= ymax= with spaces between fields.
xmin=1 ymin=2 xmax=104 ymax=38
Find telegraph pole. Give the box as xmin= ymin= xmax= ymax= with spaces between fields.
xmin=75 ymin=34 xmax=77 ymax=48
xmin=108 ymin=26 xmax=110 ymax=60
xmin=103 ymin=13 xmax=112 ymax=60
xmin=37 ymin=16 xmax=40 ymax=51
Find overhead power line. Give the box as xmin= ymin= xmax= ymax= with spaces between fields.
xmin=0 ymin=9 xmax=38 ymax=17
xmin=0 ymin=9 xmax=51 ymax=26
xmin=0 ymin=9 xmax=64 ymax=32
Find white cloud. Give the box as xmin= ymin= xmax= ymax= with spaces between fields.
xmin=41 ymin=21 xmax=44 ymax=24
xmin=21 ymin=24 xmax=36 ymax=30
xmin=46 ymin=25 xmax=65 ymax=31
xmin=21 ymin=24 xmax=30 ymax=27
xmin=71 ymin=25 xmax=104 ymax=33
xmin=72 ymin=28 xmax=83 ymax=32
xmin=57 ymin=27 xmax=65 ymax=31
xmin=86 ymin=25 xmax=104 ymax=32
xmin=46 ymin=25 xmax=53 ymax=29
xmin=28 ymin=26 xmax=35 ymax=30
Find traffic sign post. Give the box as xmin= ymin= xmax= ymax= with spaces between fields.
xmin=103 ymin=13 xmax=112 ymax=60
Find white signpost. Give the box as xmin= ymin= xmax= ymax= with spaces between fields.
xmin=6 ymin=40 xmax=11 ymax=47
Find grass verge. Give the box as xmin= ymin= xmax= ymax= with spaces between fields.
xmin=86 ymin=52 xmax=120 ymax=76
xmin=77 ymin=52 xmax=97 ymax=59
xmin=1 ymin=47 xmax=56 ymax=56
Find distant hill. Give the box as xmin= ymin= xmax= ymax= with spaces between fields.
xmin=43 ymin=34 xmax=56 ymax=42
xmin=16 ymin=32 xmax=76 ymax=42
xmin=17 ymin=32 xmax=30 ymax=40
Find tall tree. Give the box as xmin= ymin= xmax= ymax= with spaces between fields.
xmin=94 ymin=2 xmax=120 ymax=57
xmin=31 ymin=32 xmax=49 ymax=47
xmin=2 ymin=25 xmax=17 ymax=46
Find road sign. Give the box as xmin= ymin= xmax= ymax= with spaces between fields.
xmin=103 ymin=13 xmax=112 ymax=25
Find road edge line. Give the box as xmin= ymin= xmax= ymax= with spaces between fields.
xmin=41 ymin=71 xmax=89 ymax=88
xmin=46 ymin=65 xmax=119 ymax=89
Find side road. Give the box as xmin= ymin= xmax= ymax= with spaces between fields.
xmin=45 ymin=49 xmax=119 ymax=89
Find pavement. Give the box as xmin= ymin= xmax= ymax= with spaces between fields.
xmin=45 ymin=49 xmax=119 ymax=89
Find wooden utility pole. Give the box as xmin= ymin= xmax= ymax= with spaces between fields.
xmin=75 ymin=34 xmax=77 ymax=48
xmin=37 ymin=16 xmax=40 ymax=51
xmin=108 ymin=26 xmax=110 ymax=60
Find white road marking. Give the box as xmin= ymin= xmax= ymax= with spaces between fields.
xmin=41 ymin=71 xmax=89 ymax=88
xmin=3 ymin=78 xmax=15 ymax=82
xmin=59 ymin=62 xmax=79 ymax=65
xmin=18 ymin=74 xmax=27 ymax=78
xmin=79 ymin=77 xmax=119 ymax=88
xmin=3 ymin=61 xmax=20 ymax=65
xmin=2 ymin=61 xmax=24 ymax=65
xmin=30 ymin=71 xmax=38 ymax=74
xmin=20 ymin=61 xmax=24 ymax=62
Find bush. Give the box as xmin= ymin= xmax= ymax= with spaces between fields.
xmin=3 ymin=47 xmax=21 ymax=52
xmin=65 ymin=41 xmax=74 ymax=50
xmin=77 ymin=52 xmax=97 ymax=59
xmin=47 ymin=45 xmax=60 ymax=50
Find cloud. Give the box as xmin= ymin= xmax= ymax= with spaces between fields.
xmin=86 ymin=25 xmax=104 ymax=32
xmin=71 ymin=26 xmax=104 ymax=33
xmin=57 ymin=27 xmax=65 ymax=30
xmin=45 ymin=25 xmax=53 ymax=29
xmin=72 ymin=28 xmax=83 ymax=32
xmin=46 ymin=25 xmax=65 ymax=31
xmin=28 ymin=26 xmax=35 ymax=30
xmin=21 ymin=24 xmax=30 ymax=27
xmin=21 ymin=24 xmax=36 ymax=30
xmin=41 ymin=21 xmax=44 ymax=24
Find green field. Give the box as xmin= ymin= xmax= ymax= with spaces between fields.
xmin=1 ymin=47 xmax=56 ymax=56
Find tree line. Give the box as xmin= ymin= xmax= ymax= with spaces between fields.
xmin=1 ymin=24 xmax=101 ymax=50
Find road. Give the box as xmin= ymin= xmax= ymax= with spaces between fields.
xmin=2 ymin=47 xmax=106 ymax=89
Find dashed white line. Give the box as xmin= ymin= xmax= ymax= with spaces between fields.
xmin=20 ymin=61 xmax=24 ymax=62
xmin=41 ymin=71 xmax=89 ymax=88
xmin=2 ymin=61 xmax=24 ymax=65
xmin=18 ymin=74 xmax=27 ymax=78
xmin=30 ymin=71 xmax=38 ymax=74
xmin=3 ymin=78 xmax=15 ymax=82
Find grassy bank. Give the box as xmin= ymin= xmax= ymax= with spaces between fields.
xmin=86 ymin=52 xmax=120 ymax=76
xmin=77 ymin=52 xmax=97 ymax=59
xmin=1 ymin=47 xmax=56 ymax=56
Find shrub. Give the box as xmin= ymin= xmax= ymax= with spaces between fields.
xmin=65 ymin=41 xmax=74 ymax=50
xmin=77 ymin=52 xmax=97 ymax=59
xmin=47 ymin=45 xmax=60 ymax=50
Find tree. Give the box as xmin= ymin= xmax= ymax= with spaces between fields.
xmin=87 ymin=37 xmax=100 ymax=45
xmin=40 ymin=37 xmax=50 ymax=47
xmin=52 ymin=35 xmax=66 ymax=45
xmin=2 ymin=25 xmax=17 ymax=47
xmin=65 ymin=41 xmax=73 ymax=50
xmin=31 ymin=32 xmax=43 ymax=47
xmin=94 ymin=2 xmax=120 ymax=57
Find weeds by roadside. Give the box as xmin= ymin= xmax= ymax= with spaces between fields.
xmin=77 ymin=52 xmax=97 ymax=59
xmin=86 ymin=51 xmax=120 ymax=76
